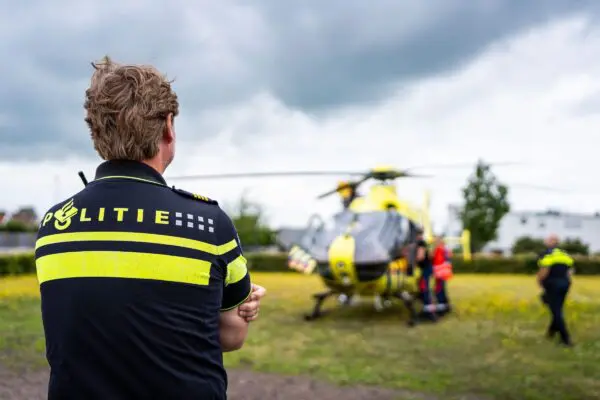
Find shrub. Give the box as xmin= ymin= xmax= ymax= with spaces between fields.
xmin=512 ymin=236 xmax=590 ymax=256
xmin=0 ymin=220 xmax=38 ymax=233
xmin=560 ymin=238 xmax=589 ymax=256
xmin=246 ymin=253 xmax=295 ymax=273
xmin=2 ymin=252 xmax=599 ymax=277
xmin=246 ymin=252 xmax=600 ymax=275
xmin=0 ymin=252 xmax=36 ymax=276
xmin=512 ymin=236 xmax=545 ymax=255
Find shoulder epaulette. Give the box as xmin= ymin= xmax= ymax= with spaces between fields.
xmin=171 ymin=187 xmax=218 ymax=205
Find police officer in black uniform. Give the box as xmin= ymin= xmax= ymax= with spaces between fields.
xmin=414 ymin=227 xmax=437 ymax=322
xmin=537 ymin=234 xmax=574 ymax=346
xmin=35 ymin=56 xmax=265 ymax=400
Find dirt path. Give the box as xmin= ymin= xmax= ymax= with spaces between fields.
xmin=227 ymin=370 xmax=433 ymax=400
xmin=0 ymin=366 xmax=440 ymax=400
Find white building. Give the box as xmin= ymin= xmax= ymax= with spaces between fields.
xmin=445 ymin=205 xmax=600 ymax=254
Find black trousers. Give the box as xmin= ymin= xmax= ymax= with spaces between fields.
xmin=543 ymin=279 xmax=571 ymax=344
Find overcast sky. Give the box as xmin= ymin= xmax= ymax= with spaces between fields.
xmin=1 ymin=0 xmax=599 ymax=231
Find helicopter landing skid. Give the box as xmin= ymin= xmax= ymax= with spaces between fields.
xmin=304 ymin=290 xmax=337 ymax=321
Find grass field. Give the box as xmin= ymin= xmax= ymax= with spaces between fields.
xmin=1 ymin=273 xmax=599 ymax=400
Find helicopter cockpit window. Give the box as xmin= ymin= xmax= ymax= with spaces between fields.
xmin=322 ymin=211 xmax=354 ymax=234
xmin=301 ymin=210 xmax=411 ymax=264
xmin=353 ymin=212 xmax=387 ymax=229
xmin=314 ymin=211 xmax=408 ymax=241
xmin=352 ymin=211 xmax=409 ymax=263
xmin=303 ymin=211 xmax=353 ymax=251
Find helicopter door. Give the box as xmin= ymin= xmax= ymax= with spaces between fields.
xmin=301 ymin=210 xmax=354 ymax=263
xmin=406 ymin=220 xmax=418 ymax=243
xmin=302 ymin=214 xmax=325 ymax=246
xmin=403 ymin=221 xmax=421 ymax=274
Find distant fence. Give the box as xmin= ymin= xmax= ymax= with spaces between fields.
xmin=0 ymin=232 xmax=36 ymax=251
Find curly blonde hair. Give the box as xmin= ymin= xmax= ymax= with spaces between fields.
xmin=84 ymin=56 xmax=179 ymax=161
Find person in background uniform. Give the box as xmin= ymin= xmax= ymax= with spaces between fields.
xmin=35 ymin=56 xmax=266 ymax=400
xmin=414 ymin=228 xmax=437 ymax=321
xmin=537 ymin=234 xmax=574 ymax=347
xmin=432 ymin=236 xmax=452 ymax=315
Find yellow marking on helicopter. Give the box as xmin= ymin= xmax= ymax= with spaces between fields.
xmin=327 ymin=234 xmax=357 ymax=286
xmin=348 ymin=184 xmax=422 ymax=223
xmin=389 ymin=258 xmax=407 ymax=272
xmin=421 ymin=190 xmax=433 ymax=243
xmin=371 ymin=165 xmax=395 ymax=173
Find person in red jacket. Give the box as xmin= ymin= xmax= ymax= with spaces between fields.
xmin=432 ymin=236 xmax=453 ymax=315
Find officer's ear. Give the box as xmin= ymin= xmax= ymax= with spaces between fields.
xmin=164 ymin=113 xmax=175 ymax=143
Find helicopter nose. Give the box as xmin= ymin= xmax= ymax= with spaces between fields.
xmin=327 ymin=234 xmax=356 ymax=286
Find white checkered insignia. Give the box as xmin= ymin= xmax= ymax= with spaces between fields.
xmin=174 ymin=212 xmax=214 ymax=232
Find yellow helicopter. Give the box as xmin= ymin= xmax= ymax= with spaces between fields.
xmin=283 ymin=165 xmax=471 ymax=325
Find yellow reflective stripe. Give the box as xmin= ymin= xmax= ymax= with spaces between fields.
xmin=217 ymin=239 xmax=238 ymax=255
xmin=35 ymin=232 xmax=237 ymax=255
xmin=328 ymin=235 xmax=356 ymax=284
xmin=551 ymin=250 xmax=574 ymax=267
xmin=225 ymin=255 xmax=248 ymax=286
xmin=539 ymin=249 xmax=574 ymax=267
xmin=538 ymin=256 xmax=553 ymax=267
xmin=36 ymin=251 xmax=211 ymax=285
xmin=95 ymin=175 xmax=166 ymax=186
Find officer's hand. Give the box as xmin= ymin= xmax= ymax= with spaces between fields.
xmin=239 ymin=284 xmax=266 ymax=322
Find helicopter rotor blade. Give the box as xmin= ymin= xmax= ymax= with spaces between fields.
xmin=316 ymin=187 xmax=347 ymax=199
xmin=393 ymin=171 xmax=433 ymax=178
xmin=403 ymin=161 xmax=524 ymax=173
xmin=420 ymin=174 xmax=576 ymax=193
xmin=507 ymin=183 xmax=576 ymax=193
xmin=166 ymin=171 xmax=365 ymax=181
xmin=167 ymin=161 xmax=522 ymax=181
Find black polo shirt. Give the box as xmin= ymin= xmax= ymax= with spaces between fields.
xmin=35 ymin=160 xmax=252 ymax=400
xmin=537 ymin=247 xmax=574 ymax=283
xmin=416 ymin=239 xmax=432 ymax=276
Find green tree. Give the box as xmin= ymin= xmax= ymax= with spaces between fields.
xmin=0 ymin=220 xmax=35 ymax=232
xmin=512 ymin=236 xmax=545 ymax=255
xmin=459 ymin=160 xmax=510 ymax=252
xmin=560 ymin=237 xmax=589 ymax=255
xmin=226 ymin=194 xmax=275 ymax=247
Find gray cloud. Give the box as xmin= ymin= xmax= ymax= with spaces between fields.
xmin=571 ymin=90 xmax=600 ymax=116
xmin=1 ymin=0 xmax=598 ymax=160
